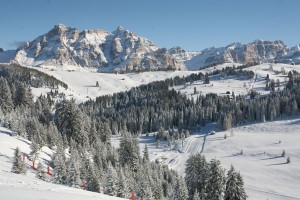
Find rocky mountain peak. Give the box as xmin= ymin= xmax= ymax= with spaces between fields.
xmin=11 ymin=24 xmax=185 ymax=72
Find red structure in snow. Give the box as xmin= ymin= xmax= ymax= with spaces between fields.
xmin=32 ymin=160 xmax=36 ymax=170
xmin=131 ymin=192 xmax=134 ymax=200
xmin=47 ymin=166 xmax=52 ymax=175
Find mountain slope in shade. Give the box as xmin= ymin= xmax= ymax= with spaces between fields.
xmin=13 ymin=24 xmax=186 ymax=72
xmin=170 ymin=40 xmax=300 ymax=70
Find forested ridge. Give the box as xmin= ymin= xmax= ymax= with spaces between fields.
xmin=2 ymin=63 xmax=300 ymax=199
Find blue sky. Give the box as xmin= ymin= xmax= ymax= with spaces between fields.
xmin=1 ymin=0 xmax=300 ymax=51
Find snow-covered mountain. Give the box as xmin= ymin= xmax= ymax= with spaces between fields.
xmin=170 ymin=40 xmax=300 ymax=70
xmin=10 ymin=24 xmax=185 ymax=72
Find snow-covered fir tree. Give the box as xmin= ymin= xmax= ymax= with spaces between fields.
xmin=11 ymin=147 xmax=27 ymax=174
xmin=104 ymin=162 xmax=117 ymax=196
xmin=116 ymin=168 xmax=128 ymax=198
xmin=36 ymin=161 xmax=46 ymax=181
xmin=67 ymin=148 xmax=81 ymax=188
xmin=51 ymin=145 xmax=67 ymax=184
xmin=29 ymin=140 xmax=40 ymax=161
xmin=143 ymin=143 xmax=149 ymax=163
xmin=86 ymin=161 xmax=101 ymax=192
xmin=185 ymin=154 xmax=208 ymax=198
xmin=193 ymin=189 xmax=201 ymax=200
xmin=205 ymin=159 xmax=226 ymax=200
xmin=119 ymin=136 xmax=140 ymax=172
xmin=170 ymin=176 xmax=188 ymax=200
xmin=0 ymin=77 xmax=13 ymax=114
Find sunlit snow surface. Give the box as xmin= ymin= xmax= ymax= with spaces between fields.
xmin=0 ymin=127 xmax=124 ymax=200
xmin=2 ymin=62 xmax=300 ymax=199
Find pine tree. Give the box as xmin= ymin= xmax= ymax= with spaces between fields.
xmin=119 ymin=136 xmax=140 ymax=172
xmin=11 ymin=147 xmax=27 ymax=174
xmin=86 ymin=161 xmax=101 ymax=192
xmin=185 ymin=154 xmax=207 ymax=197
xmin=104 ymin=163 xmax=117 ymax=196
xmin=143 ymin=143 xmax=149 ymax=163
xmin=29 ymin=140 xmax=40 ymax=161
xmin=52 ymin=145 xmax=67 ymax=184
xmin=204 ymin=73 xmax=210 ymax=84
xmin=67 ymin=149 xmax=81 ymax=188
xmin=224 ymin=167 xmax=247 ymax=200
xmin=36 ymin=161 xmax=46 ymax=181
xmin=205 ymin=159 xmax=225 ymax=200
xmin=170 ymin=176 xmax=188 ymax=200
xmin=0 ymin=78 xmax=13 ymax=114
xmin=116 ymin=169 xmax=128 ymax=198
xmin=193 ymin=189 xmax=201 ymax=200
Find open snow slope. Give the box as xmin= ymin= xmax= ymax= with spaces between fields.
xmin=111 ymin=115 xmax=300 ymax=200
xmin=0 ymin=127 xmax=124 ymax=200
xmin=30 ymin=66 xmax=197 ymax=103
xmin=28 ymin=63 xmax=300 ymax=104
xmin=173 ymin=63 xmax=300 ymax=99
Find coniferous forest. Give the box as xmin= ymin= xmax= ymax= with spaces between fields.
xmin=2 ymin=63 xmax=300 ymax=199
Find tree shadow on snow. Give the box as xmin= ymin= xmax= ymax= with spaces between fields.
xmin=266 ymin=162 xmax=288 ymax=166
xmin=16 ymin=137 xmax=31 ymax=146
xmin=221 ymin=153 xmax=241 ymax=158
xmin=0 ymin=130 xmax=12 ymax=136
xmin=260 ymin=156 xmax=282 ymax=160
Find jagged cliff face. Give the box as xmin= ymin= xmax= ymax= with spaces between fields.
xmin=173 ymin=40 xmax=291 ymax=70
xmin=14 ymin=24 xmax=186 ymax=72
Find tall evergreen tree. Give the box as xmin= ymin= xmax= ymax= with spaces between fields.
xmin=170 ymin=176 xmax=188 ymax=200
xmin=0 ymin=78 xmax=13 ymax=114
xmin=205 ymin=159 xmax=226 ymax=200
xmin=185 ymin=154 xmax=208 ymax=198
xmin=11 ymin=147 xmax=27 ymax=174
xmin=224 ymin=166 xmax=247 ymax=200
xmin=193 ymin=189 xmax=201 ymax=200
xmin=104 ymin=163 xmax=117 ymax=196
xmin=51 ymin=145 xmax=67 ymax=184
xmin=67 ymin=149 xmax=81 ymax=188
xmin=36 ymin=161 xmax=46 ymax=181
xmin=119 ymin=136 xmax=140 ymax=172
xmin=143 ymin=143 xmax=149 ymax=163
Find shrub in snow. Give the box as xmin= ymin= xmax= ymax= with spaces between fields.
xmin=281 ymin=150 xmax=286 ymax=157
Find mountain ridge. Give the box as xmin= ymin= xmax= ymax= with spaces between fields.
xmin=7 ymin=24 xmax=186 ymax=72
xmin=0 ymin=24 xmax=299 ymax=72
xmin=170 ymin=39 xmax=300 ymax=70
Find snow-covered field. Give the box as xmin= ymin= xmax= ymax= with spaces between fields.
xmin=174 ymin=63 xmax=300 ymax=99
xmin=30 ymin=65 xmax=198 ymax=103
xmin=0 ymin=127 xmax=124 ymax=200
xmin=28 ymin=63 xmax=300 ymax=104
xmin=112 ymin=115 xmax=300 ymax=200
xmin=2 ymin=63 xmax=300 ymax=199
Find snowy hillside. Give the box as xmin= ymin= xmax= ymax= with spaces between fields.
xmin=0 ymin=127 xmax=124 ymax=200
xmin=173 ymin=63 xmax=300 ymax=98
xmin=29 ymin=66 xmax=198 ymax=103
xmin=111 ymin=115 xmax=300 ymax=200
xmin=28 ymin=62 xmax=300 ymax=104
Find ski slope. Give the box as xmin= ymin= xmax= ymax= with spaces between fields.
xmin=0 ymin=127 xmax=124 ymax=200
xmin=112 ymin=116 xmax=300 ymax=200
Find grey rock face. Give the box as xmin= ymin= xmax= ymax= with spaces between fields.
xmin=171 ymin=40 xmax=294 ymax=70
xmin=13 ymin=24 xmax=186 ymax=72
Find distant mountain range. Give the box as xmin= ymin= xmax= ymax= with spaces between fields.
xmin=0 ymin=24 xmax=299 ymax=72
xmin=171 ymin=40 xmax=300 ymax=70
